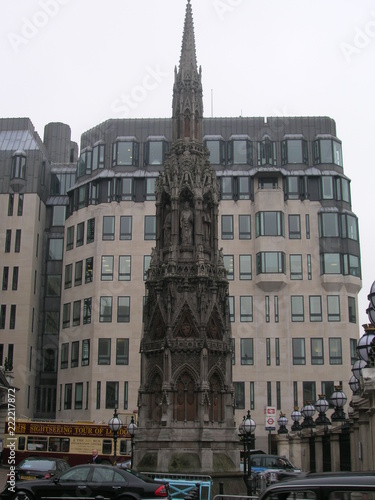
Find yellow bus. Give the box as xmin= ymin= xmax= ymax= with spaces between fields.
xmin=3 ymin=417 xmax=135 ymax=466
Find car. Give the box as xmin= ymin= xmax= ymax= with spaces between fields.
xmin=258 ymin=471 xmax=375 ymax=500
xmin=1 ymin=464 xmax=171 ymax=500
xmin=250 ymin=454 xmax=301 ymax=483
xmin=15 ymin=457 xmax=70 ymax=481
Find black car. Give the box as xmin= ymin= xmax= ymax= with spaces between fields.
xmin=15 ymin=457 xmax=70 ymax=481
xmin=258 ymin=471 xmax=375 ymax=500
xmin=1 ymin=464 xmax=171 ymax=500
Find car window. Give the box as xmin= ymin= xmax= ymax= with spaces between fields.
xmin=265 ymin=457 xmax=279 ymax=468
xmin=267 ymin=491 xmax=317 ymax=500
xmin=251 ymin=457 xmax=262 ymax=467
xmin=92 ymin=468 xmax=127 ymax=483
xmin=329 ymin=492 xmax=375 ymax=500
xmin=20 ymin=459 xmax=56 ymax=471
xmin=60 ymin=467 xmax=90 ymax=482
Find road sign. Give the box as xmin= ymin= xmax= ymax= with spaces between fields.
xmin=265 ymin=406 xmax=276 ymax=431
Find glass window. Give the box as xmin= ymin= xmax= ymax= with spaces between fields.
xmin=76 ymin=222 xmax=84 ymax=247
xmin=329 ymin=338 xmax=342 ymax=364
xmin=205 ymin=139 xmax=225 ymax=165
xmin=85 ymin=257 xmax=93 ymax=283
xmin=75 ymin=383 xmax=83 ymax=409
xmin=46 ymin=275 xmax=61 ymax=297
xmin=44 ymin=311 xmax=59 ymax=334
xmin=221 ymin=177 xmax=233 ymax=200
xmin=48 ymin=239 xmax=63 ymax=260
xmin=119 ymin=256 xmax=131 ymax=281
xmin=14 ymin=230 xmax=21 ymax=253
xmin=239 ymin=215 xmax=251 ymax=239
xmin=341 ymin=178 xmax=350 ymax=203
xmin=256 ymin=211 xmax=284 ymax=237
xmin=120 ymin=216 xmax=132 ymax=240
xmin=223 ymin=255 xmax=234 ymax=280
xmin=321 ymin=253 xmax=341 ymax=274
xmin=66 ymin=226 xmax=74 ymax=251
xmin=303 ymin=381 xmax=316 ymax=405
xmin=319 ymin=213 xmax=339 ymax=237
xmin=117 ymin=296 xmax=130 ymax=323
xmin=144 ymin=216 xmax=156 ymax=240
xmin=116 ymin=338 xmax=129 ymax=365
xmin=101 ymin=256 xmax=114 ymax=281
xmin=87 ymin=218 xmax=95 ymax=243
xmin=9 ymin=305 xmax=16 ymax=329
xmin=119 ymin=178 xmax=132 ymax=201
xmin=145 ymin=178 xmax=156 ymax=200
xmin=234 ymin=382 xmax=245 ymax=409
xmin=98 ymin=339 xmax=111 ymax=365
xmin=2 ymin=267 xmax=8 ymax=291
xmin=257 ymin=139 xmax=276 ymax=166
xmin=230 ymin=139 xmax=252 ymax=165
xmin=281 ymin=139 xmax=308 ymax=164
xmin=258 ymin=177 xmax=278 ymax=189
xmin=61 ymin=343 xmax=68 ymax=369
xmin=62 ymin=303 xmax=71 ymax=329
xmin=239 ymin=255 xmax=252 ymax=280
xmin=290 ymin=254 xmax=302 ymax=280
xmin=238 ymin=176 xmax=251 ymax=200
xmin=17 ymin=193 xmax=23 ymax=215
xmin=344 ymin=252 xmax=361 ymax=276
xmin=327 ymin=295 xmax=340 ymax=322
xmin=307 ymin=254 xmax=312 ymax=280
xmin=74 ymin=261 xmax=83 ymax=287
xmin=350 ymin=338 xmax=358 ymax=365
xmin=5 ymin=230 xmax=11 ymax=253
xmin=292 ymin=338 xmax=306 ymax=365
xmin=240 ymin=296 xmax=253 ymax=322
xmin=8 ymin=194 xmax=14 ymax=216
xmin=143 ymin=255 xmax=151 ymax=280
xmin=72 ymin=301 xmax=81 ymax=327
xmin=96 ymin=381 xmax=101 ymax=409
xmin=221 ymin=215 xmax=234 ymax=240
xmin=288 ymin=215 xmax=301 ymax=239
xmin=265 ymin=296 xmax=270 ymax=323
xmin=286 ymin=176 xmax=300 ymax=200
xmin=83 ymin=298 xmax=92 ymax=324
xmin=105 ymin=381 xmax=119 ymax=409
xmin=71 ymin=341 xmax=79 ymax=368
xmin=78 ymin=186 xmax=87 ymax=209
xmin=64 ymin=384 xmax=72 ymax=410
xmin=342 ymin=214 xmax=358 ymax=241
xmin=228 ymin=296 xmax=235 ymax=322
xmin=321 ymin=176 xmax=334 ymax=199
xmin=99 ymin=297 xmax=112 ymax=323
xmin=112 ymin=140 xmax=138 ymax=166
xmin=82 ymin=339 xmax=90 ymax=366
xmin=92 ymin=142 xmax=105 ymax=170
xmin=103 ymin=216 xmax=115 ymax=241
xmin=241 ymin=339 xmax=254 ymax=365
xmin=348 ymin=296 xmax=356 ymax=323
xmin=52 ymin=206 xmax=66 ymax=226
xmin=309 ymin=296 xmax=322 ymax=322
xmin=256 ymin=252 xmax=286 ymax=274
xmin=291 ymin=296 xmax=304 ymax=322
xmin=11 ymin=153 xmax=26 ymax=179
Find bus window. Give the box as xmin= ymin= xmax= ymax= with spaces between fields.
xmin=27 ymin=437 xmax=48 ymax=451
xmin=49 ymin=438 xmax=70 ymax=453
xmin=119 ymin=440 xmax=129 ymax=455
xmin=102 ymin=440 xmax=112 ymax=455
xmin=18 ymin=437 xmax=25 ymax=451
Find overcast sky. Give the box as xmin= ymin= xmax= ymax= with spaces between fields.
xmin=1 ymin=0 xmax=374 ymax=328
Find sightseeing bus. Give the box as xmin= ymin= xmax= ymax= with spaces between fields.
xmin=2 ymin=416 xmax=135 ymax=466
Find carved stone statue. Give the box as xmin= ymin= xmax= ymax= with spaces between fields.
xmin=180 ymin=201 xmax=193 ymax=245
xmin=163 ymin=206 xmax=172 ymax=246
xmin=202 ymin=204 xmax=211 ymax=243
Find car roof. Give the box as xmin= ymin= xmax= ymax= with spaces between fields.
xmin=261 ymin=472 xmax=375 ymax=493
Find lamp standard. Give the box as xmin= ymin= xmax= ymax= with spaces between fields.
xmin=128 ymin=415 xmax=137 ymax=469
xmin=330 ymin=386 xmax=347 ymax=422
xmin=277 ymin=413 xmax=288 ymax=434
xmin=241 ymin=410 xmax=256 ymax=496
xmin=314 ymin=395 xmax=331 ymax=426
xmin=301 ymin=402 xmax=316 ymax=429
xmin=108 ymin=408 xmax=123 ymax=465
xmin=290 ymin=407 xmax=302 ymax=431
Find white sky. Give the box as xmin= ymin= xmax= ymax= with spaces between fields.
xmin=1 ymin=0 xmax=374 ymax=329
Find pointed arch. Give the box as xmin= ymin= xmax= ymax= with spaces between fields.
xmin=148 ymin=369 xmax=163 ymax=422
xmin=174 ymin=369 xmax=198 ymax=422
xmin=208 ymin=371 xmax=225 ymax=423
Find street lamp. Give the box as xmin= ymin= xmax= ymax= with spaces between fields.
xmin=290 ymin=407 xmax=302 ymax=431
xmin=314 ymin=395 xmax=330 ymax=426
xmin=239 ymin=410 xmax=256 ymax=496
xmin=301 ymin=402 xmax=316 ymax=429
xmin=277 ymin=413 xmax=288 ymax=434
xmin=108 ymin=408 xmax=123 ymax=465
xmin=128 ymin=415 xmax=137 ymax=469
xmin=330 ymin=386 xmax=347 ymax=422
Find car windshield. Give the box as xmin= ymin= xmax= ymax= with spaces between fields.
xmin=19 ymin=459 xmax=56 ymax=471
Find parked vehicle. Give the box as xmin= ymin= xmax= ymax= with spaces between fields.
xmin=1 ymin=464 xmax=170 ymax=500
xmin=258 ymin=471 xmax=375 ymax=500
xmin=15 ymin=457 xmax=70 ymax=481
xmin=250 ymin=454 xmax=301 ymax=483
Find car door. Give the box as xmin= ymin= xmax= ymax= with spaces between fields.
xmin=89 ymin=466 xmax=129 ymax=500
xmin=33 ymin=466 xmax=93 ymax=500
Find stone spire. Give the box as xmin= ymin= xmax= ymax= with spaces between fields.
xmin=172 ymin=0 xmax=203 ymax=144
xmin=135 ymin=1 xmax=238 ymax=475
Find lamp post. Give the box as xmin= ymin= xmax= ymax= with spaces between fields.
xmin=314 ymin=395 xmax=331 ymax=426
xmin=108 ymin=408 xmax=123 ymax=465
xmin=290 ymin=407 xmax=302 ymax=431
xmin=239 ymin=410 xmax=256 ymax=496
xmin=128 ymin=415 xmax=137 ymax=469
xmin=277 ymin=413 xmax=288 ymax=434
xmin=330 ymin=386 xmax=347 ymax=422
xmin=301 ymin=402 xmax=316 ymax=429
